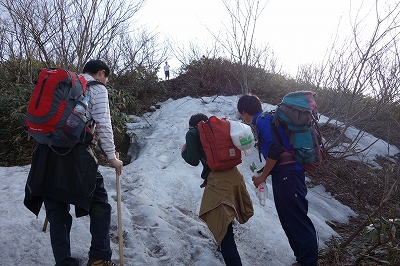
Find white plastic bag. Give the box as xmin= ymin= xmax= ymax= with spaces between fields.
xmin=229 ymin=120 xmax=255 ymax=155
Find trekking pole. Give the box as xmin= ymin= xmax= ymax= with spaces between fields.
xmin=42 ymin=217 xmax=49 ymax=232
xmin=115 ymin=152 xmax=124 ymax=266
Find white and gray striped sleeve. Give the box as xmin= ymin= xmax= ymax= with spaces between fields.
xmin=87 ymin=84 xmax=116 ymax=160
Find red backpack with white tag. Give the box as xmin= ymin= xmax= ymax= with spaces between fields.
xmin=197 ymin=116 xmax=242 ymax=171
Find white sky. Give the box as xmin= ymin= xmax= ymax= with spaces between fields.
xmin=136 ymin=0 xmax=378 ymax=77
xmin=2 ymin=95 xmax=399 ymax=265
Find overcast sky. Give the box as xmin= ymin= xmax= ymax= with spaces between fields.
xmin=136 ymin=0 xmax=378 ymax=77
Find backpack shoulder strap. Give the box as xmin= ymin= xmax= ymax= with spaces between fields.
xmin=87 ymin=80 xmax=105 ymax=87
xmin=255 ymin=111 xmax=273 ymax=163
xmin=270 ymin=108 xmax=280 ymax=128
xmin=82 ymin=80 xmax=103 ymax=132
xmin=256 ymin=110 xmax=295 ymax=165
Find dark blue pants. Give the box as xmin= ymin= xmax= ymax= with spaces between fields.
xmin=272 ymin=169 xmax=318 ymax=266
xmin=44 ymin=173 xmax=112 ymax=266
xmin=220 ymin=222 xmax=242 ymax=266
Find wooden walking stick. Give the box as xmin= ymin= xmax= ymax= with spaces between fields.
xmin=42 ymin=217 xmax=49 ymax=232
xmin=116 ymin=152 xmax=124 ymax=266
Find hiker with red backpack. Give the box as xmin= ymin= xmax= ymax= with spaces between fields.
xmin=24 ymin=60 xmax=123 ymax=266
xmin=237 ymin=94 xmax=319 ymax=266
xmin=181 ymin=113 xmax=254 ymax=266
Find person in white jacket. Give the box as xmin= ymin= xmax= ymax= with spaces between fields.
xmin=24 ymin=60 xmax=123 ymax=266
xmin=81 ymin=60 xmax=123 ymax=265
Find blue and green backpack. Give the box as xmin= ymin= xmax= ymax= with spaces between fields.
xmin=271 ymin=91 xmax=324 ymax=172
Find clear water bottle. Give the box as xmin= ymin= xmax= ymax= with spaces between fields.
xmin=250 ymin=162 xmax=268 ymax=206
xmin=256 ymin=182 xmax=267 ymax=206
xmin=66 ymin=97 xmax=88 ymax=127
xmin=63 ymin=97 xmax=89 ymax=141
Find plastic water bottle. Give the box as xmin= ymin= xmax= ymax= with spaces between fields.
xmin=63 ymin=97 xmax=88 ymax=141
xmin=250 ymin=162 xmax=268 ymax=206
xmin=256 ymin=182 xmax=267 ymax=206
xmin=66 ymin=97 xmax=88 ymax=128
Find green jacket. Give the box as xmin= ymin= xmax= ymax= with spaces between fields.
xmin=182 ymin=128 xmax=254 ymax=245
xmin=181 ymin=128 xmax=211 ymax=180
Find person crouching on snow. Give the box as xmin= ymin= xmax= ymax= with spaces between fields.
xmin=181 ymin=113 xmax=254 ymax=266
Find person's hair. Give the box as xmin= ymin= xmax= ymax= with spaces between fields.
xmin=82 ymin=59 xmax=110 ymax=77
xmin=237 ymin=94 xmax=263 ymax=115
xmin=189 ymin=113 xmax=208 ymax=127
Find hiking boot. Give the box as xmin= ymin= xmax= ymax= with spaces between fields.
xmin=87 ymin=257 xmax=116 ymax=266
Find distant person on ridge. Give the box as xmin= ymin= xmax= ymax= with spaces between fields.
xmin=164 ymin=61 xmax=170 ymax=80
xmin=181 ymin=113 xmax=254 ymax=266
xmin=237 ymin=94 xmax=319 ymax=266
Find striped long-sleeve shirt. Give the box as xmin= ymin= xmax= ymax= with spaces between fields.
xmin=81 ymin=73 xmax=116 ymax=160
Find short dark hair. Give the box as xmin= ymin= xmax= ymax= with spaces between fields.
xmin=237 ymin=94 xmax=263 ymax=115
xmin=82 ymin=59 xmax=110 ymax=77
xmin=189 ymin=113 xmax=208 ymax=127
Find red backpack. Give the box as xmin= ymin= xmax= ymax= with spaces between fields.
xmin=198 ymin=116 xmax=242 ymax=171
xmin=23 ymin=68 xmax=95 ymax=149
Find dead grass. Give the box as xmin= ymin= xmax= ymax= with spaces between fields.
xmin=308 ymin=155 xmax=400 ymax=265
